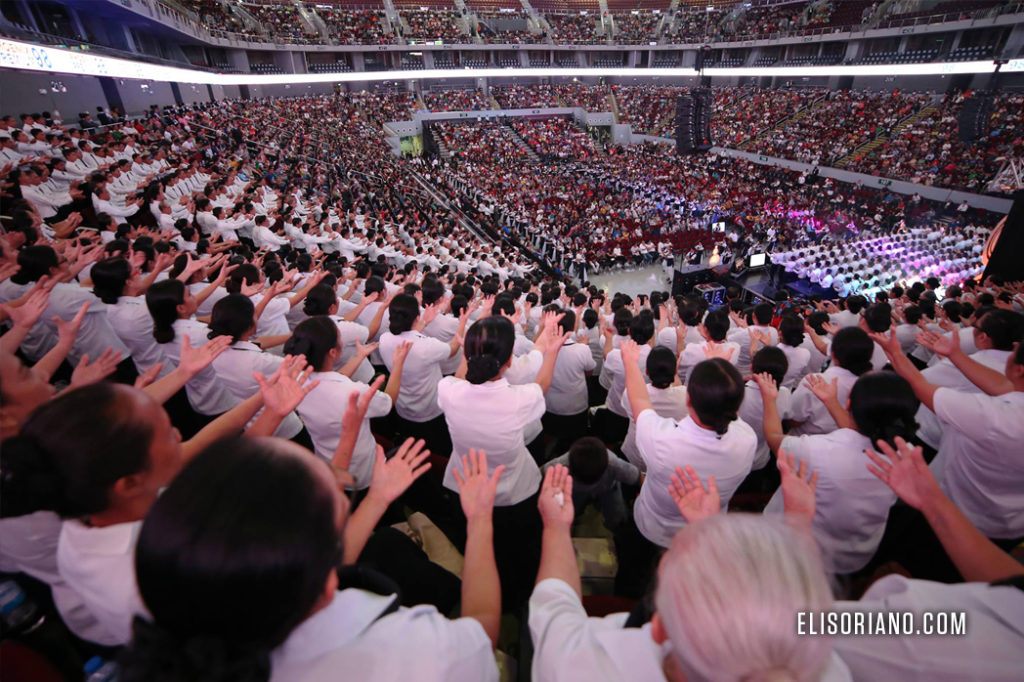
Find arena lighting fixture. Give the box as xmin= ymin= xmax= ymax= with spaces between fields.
xmin=0 ymin=37 xmax=1000 ymax=86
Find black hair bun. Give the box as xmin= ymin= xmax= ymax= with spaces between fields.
xmin=466 ymin=355 xmax=501 ymax=385
xmin=0 ymin=435 xmax=60 ymax=518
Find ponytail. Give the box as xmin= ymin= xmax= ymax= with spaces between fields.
xmin=466 ymin=355 xmax=501 ymax=385
xmin=146 ymin=279 xmax=186 ymax=344
xmin=208 ymin=295 xmax=255 ymax=344
xmin=463 ymin=317 xmax=515 ymax=385
xmin=283 ymin=317 xmax=337 ymax=371
xmin=849 ymin=372 xmax=920 ymax=448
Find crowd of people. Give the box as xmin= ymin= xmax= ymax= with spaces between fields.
xmin=400 ymin=9 xmax=467 ymax=43
xmin=749 ymin=90 xmax=934 ymax=166
xmin=610 ymin=11 xmax=663 ymax=43
xmin=1 ymin=85 xmax=1024 ymax=682
xmin=492 ymin=85 xmax=561 ymax=109
xmin=431 ymin=120 xmax=533 ymax=164
xmin=319 ymin=8 xmax=392 ymax=45
xmin=544 ymin=13 xmax=599 ymax=44
xmin=509 ymin=118 xmax=598 ymax=161
xmin=240 ymin=1 xmax=320 ymax=44
xmin=421 ymin=89 xmax=492 ymax=113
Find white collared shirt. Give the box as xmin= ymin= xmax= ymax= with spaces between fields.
xmin=602 ymin=345 xmax=651 ymax=418
xmin=620 ymin=385 xmax=688 ymax=471
xmin=210 ymin=341 xmax=303 ymax=438
xmin=765 ymin=429 xmax=896 ymax=574
xmin=738 ymin=380 xmax=792 ymax=471
xmin=546 ymin=341 xmax=596 ymax=416
xmin=379 ymin=330 xmax=451 ymax=422
xmin=633 ymin=411 xmax=756 ymax=547
xmin=270 ymin=588 xmax=496 ymax=682
xmin=422 ymin=313 xmax=462 ymax=376
xmin=834 ymin=575 xmax=1024 ymax=682
xmin=678 ymin=340 xmax=741 ymax=382
xmin=329 ymin=315 xmax=374 ymax=383
xmin=297 ymin=372 xmax=391 ymax=488
xmin=930 ymin=388 xmax=1024 ymax=538
xmin=529 ymin=578 xmax=851 ymax=682
xmin=787 ymin=366 xmax=860 ymax=437
xmin=56 ymin=519 xmax=147 ymax=646
xmin=727 ymin=324 xmax=778 ymax=375
xmin=159 ymin=318 xmax=239 ymax=415
xmin=915 ymin=349 xmax=1011 ymax=449
xmin=106 ymin=296 xmax=169 ymax=376
xmin=438 ymin=376 xmax=546 ymax=506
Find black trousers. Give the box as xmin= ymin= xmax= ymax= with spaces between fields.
xmin=613 ymin=512 xmax=663 ymax=600
xmin=395 ymin=413 xmax=452 ymax=460
xmin=542 ymin=410 xmax=590 ymax=459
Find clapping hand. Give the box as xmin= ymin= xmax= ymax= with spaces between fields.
xmin=453 ymin=449 xmax=504 ymax=521
xmin=179 ymin=334 xmax=233 ymax=376
xmin=668 ymin=465 xmax=720 ymax=523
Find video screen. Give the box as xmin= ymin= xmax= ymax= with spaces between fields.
xmin=748 ymin=253 xmax=767 ymax=267
xmin=712 ymin=221 xmax=726 ymax=232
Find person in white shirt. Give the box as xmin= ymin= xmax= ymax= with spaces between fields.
xmin=543 ymin=309 xmax=596 ymax=453
xmin=759 ymin=370 xmax=917 ymax=574
xmin=836 ymin=436 xmax=1024 ymax=682
xmin=617 ymin=339 xmax=756 ymax=597
xmin=438 ymin=313 xmax=566 ymax=609
xmin=378 ymin=294 xmax=465 ymax=456
xmin=0 ymin=357 xmax=283 ymax=645
xmin=788 ymin=327 xmax=875 ymax=437
xmin=206 ymin=294 xmax=307 ymax=443
xmin=529 ymin=464 xmax=848 ymax=682
xmin=677 ymin=309 xmax=740 ymax=382
xmin=285 ymin=317 xmax=404 ymax=488
xmin=620 ymin=346 xmax=688 ymax=471
xmin=867 ymin=327 xmax=1024 ymax=582
xmin=727 ymin=302 xmax=779 ymax=375
xmin=776 ymin=315 xmax=813 ymax=389
xmin=737 ymin=346 xmax=792 ymax=478
xmin=116 ymin=437 xmax=501 ymax=682
xmin=602 ymin=312 xmax=655 ymax=437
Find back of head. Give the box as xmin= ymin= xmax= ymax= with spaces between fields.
xmin=687 ymin=359 xmax=745 ymax=436
xmin=751 ymin=347 xmax=789 ymax=388
xmin=283 ymin=317 xmax=338 ymax=371
xmin=303 ymin=284 xmax=337 ymax=317
xmin=226 ymin=264 xmax=260 ymax=294
xmin=779 ymin=316 xmax=804 ymax=347
xmin=849 ymin=372 xmax=919 ymax=447
xmin=11 ymin=245 xmax=57 ymax=284
xmin=753 ymin=302 xmax=774 ymax=326
xmin=146 ymin=279 xmax=186 ymax=344
xmin=558 ymin=309 xmax=576 ymax=335
xmin=656 ymin=514 xmax=833 ymax=682
xmin=1 ymin=384 xmax=153 ymax=519
xmin=846 ymin=295 xmax=867 ymax=315
xmin=862 ymin=303 xmax=892 ymax=333
xmin=903 ymin=305 xmax=922 ymax=325
xmin=582 ymin=308 xmax=598 ymax=330
xmin=387 ymin=293 xmax=420 ymax=335
xmin=703 ymin=310 xmax=729 ymax=343
xmin=91 ymin=257 xmax=132 ymax=304
xmin=806 ymin=311 xmax=829 ymax=336
xmin=977 ymin=309 xmax=1024 ymax=351
xmin=647 ymin=347 xmax=678 ymax=389
xmin=612 ymin=308 xmax=633 ymax=336
xmin=208 ymin=294 xmax=256 ymax=343
xmin=567 ymin=437 xmax=609 ymax=485
xmin=122 ymin=437 xmax=338 ymax=682
xmin=464 ymin=316 xmax=515 ymax=385
xmin=831 ymin=327 xmax=873 ymax=376
xmin=629 ymin=313 xmax=655 ymax=345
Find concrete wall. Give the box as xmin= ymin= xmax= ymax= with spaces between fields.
xmin=0 ymin=71 xmax=107 ymax=122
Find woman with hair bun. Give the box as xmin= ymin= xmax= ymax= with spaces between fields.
xmin=377 ymin=293 xmax=468 ymax=455
xmin=757 ymin=370 xmax=916 ymax=574
xmin=616 ymin=339 xmax=756 ymax=597
xmin=437 ymin=312 xmax=568 ymax=608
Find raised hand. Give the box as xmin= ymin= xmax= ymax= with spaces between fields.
xmin=392 ymin=339 xmax=413 ymax=365
xmin=752 ymin=371 xmax=779 ymax=402
xmin=453 ymin=449 xmax=505 ymax=521
xmin=240 ymin=280 xmax=265 ymax=297
xmin=70 ymin=348 xmax=123 ymax=388
xmin=803 ymin=373 xmax=839 ymax=405
xmin=668 ymin=465 xmax=720 ymax=523
xmin=367 ymin=437 xmax=431 ymax=505
xmin=54 ymin=302 xmax=90 ymax=349
xmin=254 ymin=355 xmax=319 ymax=417
xmin=133 ymin=363 xmax=163 ymax=390
xmin=537 ymin=463 xmax=574 ymax=528
xmin=341 ymin=375 xmax=385 ymax=434
xmin=916 ymin=329 xmax=960 ymax=358
xmin=776 ymin=449 xmax=818 ymax=521
xmin=1 ymin=289 xmax=50 ymax=329
xmin=703 ymin=341 xmax=736 ymax=361
xmin=864 ymin=436 xmax=938 ymax=512
xmin=355 ymin=340 xmax=379 ymax=359
xmin=867 ymin=328 xmax=900 ymax=357
xmin=179 ymin=334 xmax=233 ymax=376
xmin=619 ymin=338 xmax=641 ymax=366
